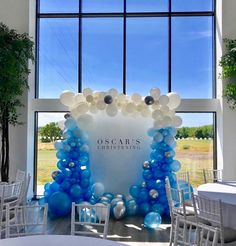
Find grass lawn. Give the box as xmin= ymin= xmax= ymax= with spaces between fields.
xmin=37 ymin=139 xmax=213 ymax=188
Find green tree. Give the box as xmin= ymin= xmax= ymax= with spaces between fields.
xmin=0 ymin=23 xmax=34 ymax=182
xmin=40 ymin=122 xmax=62 ymax=142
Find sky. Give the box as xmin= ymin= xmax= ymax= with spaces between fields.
xmin=37 ymin=0 xmax=214 ymax=127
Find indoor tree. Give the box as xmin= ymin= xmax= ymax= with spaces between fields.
xmin=220 ymin=38 xmax=236 ymax=109
xmin=0 ymin=23 xmax=34 ymax=182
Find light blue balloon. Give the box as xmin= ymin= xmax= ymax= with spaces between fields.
xmin=144 ymin=212 xmax=162 ymax=229
xmin=54 ymin=141 xmax=64 ymax=150
xmin=91 ymin=182 xmax=105 ymax=198
xmin=153 ymin=132 xmax=164 ymax=142
xmin=64 ymin=118 xmax=77 ymax=130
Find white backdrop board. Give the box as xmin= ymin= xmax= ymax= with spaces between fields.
xmin=85 ymin=112 xmax=153 ymax=195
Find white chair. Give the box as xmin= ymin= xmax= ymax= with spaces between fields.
xmin=176 ymin=171 xmax=192 ymax=205
xmin=165 ymin=177 xmax=195 ymax=245
xmin=71 ymin=202 xmax=110 ymax=239
xmin=192 ymin=194 xmax=236 ymax=245
xmin=203 ymin=169 xmax=223 ymax=184
xmin=19 ymin=174 xmax=31 ymax=205
xmin=5 ymin=203 xmax=48 ymax=238
xmin=173 ymin=215 xmax=219 ymax=246
xmin=15 ymin=170 xmax=26 ymax=183
xmin=0 ymin=182 xmax=23 ymax=238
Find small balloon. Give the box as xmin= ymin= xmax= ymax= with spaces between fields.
xmin=60 ymin=91 xmax=75 ymax=107
xmin=144 ymin=212 xmax=162 ymax=229
xmin=104 ymin=95 xmax=113 ymax=104
xmin=144 ymin=96 xmax=154 ymax=105
xmin=149 ymin=189 xmax=159 ymax=199
xmin=143 ymin=161 xmax=150 ymax=169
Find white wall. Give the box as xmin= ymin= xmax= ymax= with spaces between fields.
xmin=0 ymin=0 xmax=30 ymax=181
xmin=221 ymin=0 xmax=236 ymax=180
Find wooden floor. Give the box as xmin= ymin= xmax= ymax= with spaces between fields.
xmin=46 ymin=214 xmax=171 ymax=246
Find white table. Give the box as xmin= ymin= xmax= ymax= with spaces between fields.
xmin=197 ymin=182 xmax=236 ymax=229
xmin=0 ymin=235 xmax=127 ymax=246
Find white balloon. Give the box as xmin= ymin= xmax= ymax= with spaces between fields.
xmin=159 ymin=95 xmax=169 ymax=106
xmin=126 ymin=103 xmax=136 ymax=114
xmin=173 ymin=115 xmax=182 ymax=127
xmin=60 ymin=91 xmax=75 ymax=107
xmin=131 ymin=93 xmax=142 ymax=103
xmin=141 ymin=108 xmax=151 ymax=117
xmin=152 ymin=109 xmax=163 ymax=120
xmin=74 ymin=93 xmax=85 ymax=103
xmin=167 ymin=92 xmax=181 ymax=109
xmin=160 ymin=105 xmax=170 ymax=114
xmin=89 ymin=102 xmax=98 ymax=114
xmin=117 ymin=93 xmax=126 ymax=103
xmin=96 ymin=100 xmax=106 ymax=110
xmin=162 ymin=116 xmax=173 ymax=127
xmin=150 ymin=88 xmax=161 ymax=100
xmin=86 ymin=95 xmax=94 ymax=103
xmin=83 ymin=88 xmax=93 ymax=97
xmin=77 ymin=102 xmax=89 ymax=114
xmin=136 ymin=103 xmax=145 ymax=112
xmin=106 ymin=105 xmax=118 ymax=117
xmin=108 ymin=88 xmax=118 ymax=97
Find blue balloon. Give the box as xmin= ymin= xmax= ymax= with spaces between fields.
xmin=54 ymin=141 xmax=64 ymax=150
xmin=64 ymin=118 xmax=77 ymax=130
xmin=129 ymin=185 xmax=140 ymax=198
xmin=151 ymin=203 xmax=165 ymax=215
xmin=70 ymin=184 xmax=82 ymax=199
xmin=80 ymin=178 xmax=90 ymax=189
xmin=91 ymin=182 xmax=105 ymax=198
xmin=126 ymin=199 xmax=137 ymax=216
xmin=48 ymin=192 xmax=72 ymax=217
xmin=170 ymin=160 xmax=181 ymax=172
xmin=142 ymin=170 xmax=153 ymax=180
xmin=139 ymin=202 xmax=150 ymax=215
xmin=144 ymin=212 xmax=162 ymax=229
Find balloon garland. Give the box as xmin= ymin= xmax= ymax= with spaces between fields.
xmin=40 ymin=88 xmax=182 ymax=229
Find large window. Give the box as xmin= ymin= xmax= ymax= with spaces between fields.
xmin=34 ymin=0 xmax=216 ymax=195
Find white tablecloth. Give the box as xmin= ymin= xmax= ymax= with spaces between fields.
xmin=0 ymin=235 xmax=127 ymax=246
xmin=197 ymin=182 xmax=236 ymax=229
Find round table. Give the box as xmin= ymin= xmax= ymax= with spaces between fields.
xmin=0 ymin=235 xmax=127 ymax=246
xmin=197 ymin=182 xmax=236 ymax=229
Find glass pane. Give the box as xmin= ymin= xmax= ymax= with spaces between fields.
xmin=127 ymin=0 xmax=168 ymax=12
xmin=172 ymin=17 xmax=213 ymax=98
xmin=39 ymin=0 xmax=79 ymax=13
xmin=38 ymin=18 xmax=78 ymax=98
xmin=82 ymin=18 xmax=123 ymax=92
xmin=175 ymin=113 xmax=214 ymax=187
xmin=126 ymin=18 xmax=168 ymax=96
xmin=37 ymin=113 xmax=66 ymax=196
xmin=82 ymin=0 xmax=123 ymax=13
xmin=172 ymin=0 xmax=213 ymax=12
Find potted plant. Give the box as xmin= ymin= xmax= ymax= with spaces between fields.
xmin=0 ymin=23 xmax=34 ymax=182
xmin=219 ymin=38 xmax=236 ymax=109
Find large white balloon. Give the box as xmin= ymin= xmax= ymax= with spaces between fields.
xmin=150 ymin=88 xmax=161 ymax=100
xmin=159 ymin=95 xmax=169 ymax=106
xmin=106 ymin=105 xmax=118 ymax=117
xmin=77 ymin=102 xmax=89 ymax=115
xmin=74 ymin=93 xmax=85 ymax=104
xmin=167 ymin=92 xmax=181 ymax=109
xmin=108 ymin=88 xmax=118 ymax=97
xmin=60 ymin=91 xmax=75 ymax=107
xmin=83 ymin=88 xmax=93 ymax=97
xmin=173 ymin=115 xmax=182 ymax=127
xmin=131 ymin=93 xmax=142 ymax=104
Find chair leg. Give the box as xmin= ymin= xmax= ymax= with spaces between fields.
xmin=169 ymin=217 xmax=174 ymax=246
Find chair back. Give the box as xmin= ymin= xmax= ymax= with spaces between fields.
xmin=5 ymin=203 xmax=48 ymax=238
xmin=71 ymin=202 xmax=110 ymax=239
xmin=165 ymin=178 xmax=186 ymax=218
xmin=1 ymin=182 xmax=22 ymax=206
xmin=176 ymin=171 xmax=191 ymax=196
xmin=203 ymin=169 xmax=223 ymax=183
xmin=192 ymin=194 xmax=222 ymax=227
xmin=19 ymin=174 xmax=31 ymax=205
xmin=15 ymin=170 xmax=26 ymax=183
xmin=174 ymin=215 xmax=219 ymax=246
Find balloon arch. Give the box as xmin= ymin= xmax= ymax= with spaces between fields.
xmin=40 ymin=88 xmax=182 ymax=229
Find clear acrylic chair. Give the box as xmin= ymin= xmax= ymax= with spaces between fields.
xmin=5 ymin=203 xmax=48 ymax=238
xmin=19 ymin=174 xmax=31 ymax=205
xmin=203 ymin=169 xmax=223 ymax=183
xmin=71 ymin=202 xmax=110 ymax=239
xmin=173 ymin=215 xmax=219 ymax=246
xmin=192 ymin=194 xmax=236 ymax=245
